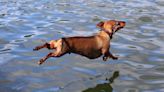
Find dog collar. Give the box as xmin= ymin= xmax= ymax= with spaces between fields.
xmin=62 ymin=38 xmax=71 ymax=53
xmin=100 ymin=29 xmax=113 ymax=39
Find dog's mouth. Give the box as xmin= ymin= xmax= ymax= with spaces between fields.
xmin=112 ymin=21 xmax=125 ymax=33
xmin=112 ymin=26 xmax=124 ymax=33
xmin=116 ymin=27 xmax=124 ymax=32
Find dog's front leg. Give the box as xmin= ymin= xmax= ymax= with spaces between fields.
xmin=102 ymin=48 xmax=109 ymax=61
xmin=102 ymin=50 xmax=118 ymax=61
xmin=108 ymin=51 xmax=118 ymax=60
xmin=33 ymin=43 xmax=50 ymax=51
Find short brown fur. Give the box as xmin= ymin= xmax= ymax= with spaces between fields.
xmin=34 ymin=20 xmax=126 ymax=65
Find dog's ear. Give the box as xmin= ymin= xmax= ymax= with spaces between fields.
xmin=96 ymin=21 xmax=104 ymax=28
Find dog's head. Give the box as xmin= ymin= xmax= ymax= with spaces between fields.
xmin=97 ymin=20 xmax=126 ymax=36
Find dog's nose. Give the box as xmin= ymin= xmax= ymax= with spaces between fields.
xmin=120 ymin=21 xmax=126 ymax=27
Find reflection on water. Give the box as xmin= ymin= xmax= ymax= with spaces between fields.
xmin=83 ymin=71 xmax=119 ymax=92
xmin=0 ymin=0 xmax=164 ymax=92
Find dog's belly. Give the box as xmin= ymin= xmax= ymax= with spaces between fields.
xmin=73 ymin=49 xmax=102 ymax=59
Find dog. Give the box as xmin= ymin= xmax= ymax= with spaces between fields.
xmin=33 ymin=20 xmax=126 ymax=65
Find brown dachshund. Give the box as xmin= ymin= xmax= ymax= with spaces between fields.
xmin=33 ymin=20 xmax=126 ymax=65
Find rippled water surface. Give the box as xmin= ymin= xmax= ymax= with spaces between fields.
xmin=0 ymin=0 xmax=164 ymax=92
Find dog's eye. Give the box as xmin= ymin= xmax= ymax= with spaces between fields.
xmin=115 ymin=22 xmax=120 ymax=26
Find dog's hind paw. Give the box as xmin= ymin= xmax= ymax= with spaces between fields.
xmin=33 ymin=47 xmax=40 ymax=51
xmin=38 ymin=59 xmax=44 ymax=65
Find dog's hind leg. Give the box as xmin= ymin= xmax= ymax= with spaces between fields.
xmin=38 ymin=40 xmax=63 ymax=65
xmin=33 ymin=43 xmax=51 ymax=51
xmin=38 ymin=52 xmax=54 ymax=65
xmin=38 ymin=51 xmax=63 ymax=65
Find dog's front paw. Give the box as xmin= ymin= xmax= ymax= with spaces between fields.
xmin=112 ymin=56 xmax=118 ymax=60
xmin=38 ymin=59 xmax=44 ymax=65
xmin=103 ymin=56 xmax=108 ymax=61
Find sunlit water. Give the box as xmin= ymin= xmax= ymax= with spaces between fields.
xmin=0 ymin=0 xmax=163 ymax=92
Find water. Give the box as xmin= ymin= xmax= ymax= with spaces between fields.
xmin=0 ymin=0 xmax=164 ymax=92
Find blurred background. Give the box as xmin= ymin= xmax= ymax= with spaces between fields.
xmin=0 ymin=0 xmax=163 ymax=92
